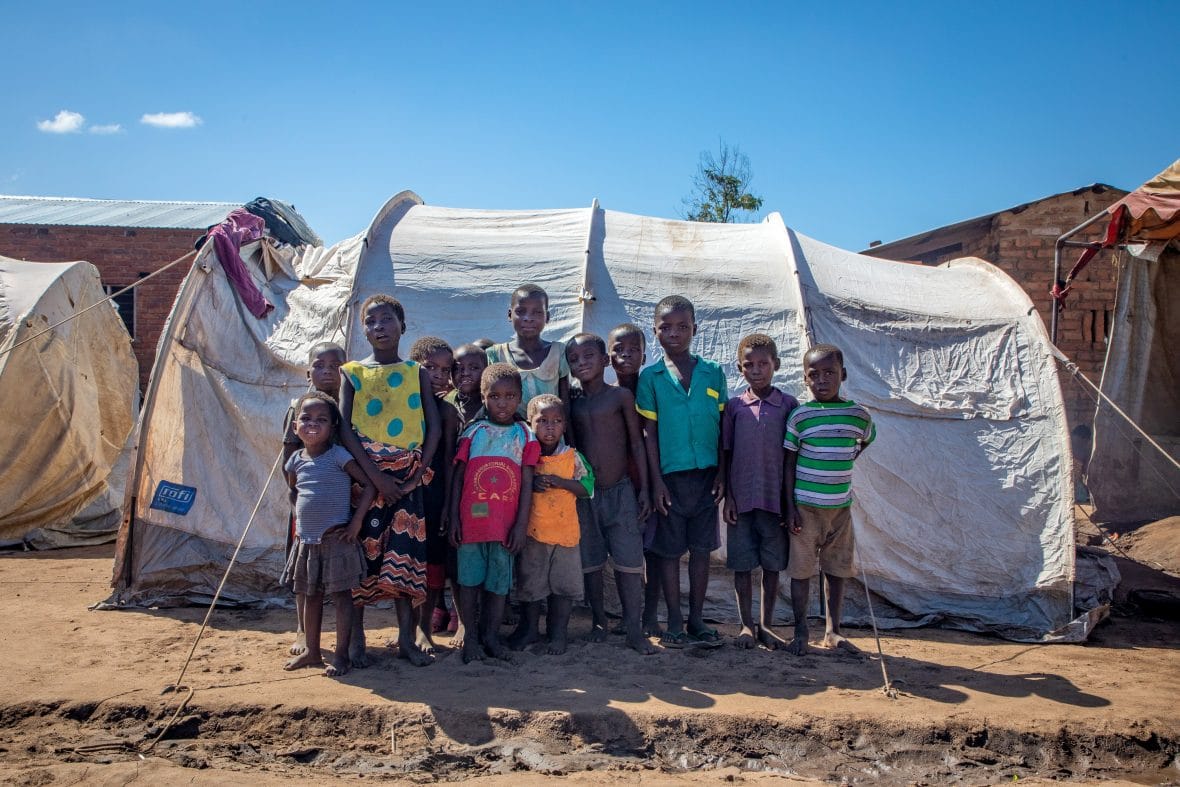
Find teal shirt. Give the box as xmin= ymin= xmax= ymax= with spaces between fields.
xmin=635 ymin=355 xmax=727 ymax=475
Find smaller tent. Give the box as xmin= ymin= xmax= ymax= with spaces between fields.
xmin=0 ymin=256 xmax=138 ymax=548
xmin=1059 ymin=161 xmax=1180 ymax=523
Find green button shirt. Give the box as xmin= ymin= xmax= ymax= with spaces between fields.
xmin=635 ymin=355 xmax=727 ymax=475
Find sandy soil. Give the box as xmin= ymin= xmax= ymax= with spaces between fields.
xmin=1 ymin=543 xmax=1178 ymax=784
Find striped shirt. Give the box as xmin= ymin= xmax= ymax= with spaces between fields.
xmin=784 ymin=400 xmax=875 ymax=509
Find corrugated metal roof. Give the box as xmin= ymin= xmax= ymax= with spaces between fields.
xmin=0 ymin=195 xmax=241 ymax=229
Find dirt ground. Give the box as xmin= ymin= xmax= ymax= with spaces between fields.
xmin=1 ymin=539 xmax=1178 ymax=785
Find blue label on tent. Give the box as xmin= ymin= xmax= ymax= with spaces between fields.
xmin=150 ymin=481 xmax=197 ymax=515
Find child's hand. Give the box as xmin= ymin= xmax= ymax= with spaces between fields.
xmin=448 ymin=519 xmax=462 ymax=548
xmin=533 ymin=474 xmax=554 ymax=492
xmin=786 ymin=506 xmax=802 ymax=535
xmin=636 ymin=488 xmax=651 ymax=521
xmin=711 ymin=475 xmax=726 ymax=506
xmin=723 ymin=497 xmax=737 ymax=526
xmin=652 ymin=479 xmax=672 ymax=516
xmin=506 ymin=524 xmax=526 ymax=555
xmin=376 ymin=474 xmax=403 ymax=503
xmin=437 ymin=511 xmax=449 ymax=537
xmin=344 ymin=521 xmax=362 ymax=544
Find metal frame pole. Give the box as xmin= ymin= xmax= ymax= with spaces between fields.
xmin=1051 ymin=211 xmax=1109 ymax=343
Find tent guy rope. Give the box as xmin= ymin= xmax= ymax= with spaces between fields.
xmin=0 ymin=249 xmax=196 ymax=360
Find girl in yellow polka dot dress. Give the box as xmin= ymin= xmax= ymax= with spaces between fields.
xmin=339 ymin=295 xmax=441 ymax=667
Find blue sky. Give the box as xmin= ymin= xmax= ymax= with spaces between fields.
xmin=4 ymin=2 xmax=1177 ymax=251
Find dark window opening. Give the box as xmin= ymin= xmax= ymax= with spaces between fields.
xmin=104 ymin=284 xmax=135 ymax=339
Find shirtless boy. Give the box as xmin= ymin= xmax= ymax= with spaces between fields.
xmin=567 ymin=333 xmax=657 ymax=654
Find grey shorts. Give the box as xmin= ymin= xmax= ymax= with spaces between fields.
xmin=787 ymin=504 xmax=855 ymax=580
xmin=281 ymin=535 xmax=366 ymax=596
xmin=649 ymin=468 xmax=720 ymax=559
xmin=726 ymin=508 xmax=788 ymax=572
xmin=518 ymin=537 xmax=584 ymax=602
xmin=578 ymin=478 xmax=645 ymax=573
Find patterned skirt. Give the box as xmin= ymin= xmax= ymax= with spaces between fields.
xmin=351 ymin=438 xmax=433 ymax=607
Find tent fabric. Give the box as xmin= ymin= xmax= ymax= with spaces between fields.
xmin=1111 ymin=159 xmax=1180 ymax=241
xmin=0 ymin=256 xmax=138 ymax=548
xmin=109 ymin=195 xmax=1087 ymax=641
xmin=1088 ymin=242 xmax=1180 ymax=522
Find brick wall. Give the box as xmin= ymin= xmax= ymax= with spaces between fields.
xmin=866 ymin=188 xmax=1127 ymax=430
xmin=1 ymin=224 xmax=203 ymax=392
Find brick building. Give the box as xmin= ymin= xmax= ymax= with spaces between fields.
xmin=0 ymin=196 xmax=239 ymax=391
xmin=861 ymin=184 xmax=1128 ymax=430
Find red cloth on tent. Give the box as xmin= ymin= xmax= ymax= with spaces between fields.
xmin=207 ymin=209 xmax=274 ymax=318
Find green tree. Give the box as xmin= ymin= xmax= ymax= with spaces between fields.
xmin=681 ymin=141 xmax=764 ymax=223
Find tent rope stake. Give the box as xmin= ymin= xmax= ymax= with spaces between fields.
xmin=859 ymin=568 xmax=898 ymax=699
xmin=0 ymin=249 xmax=196 ymax=360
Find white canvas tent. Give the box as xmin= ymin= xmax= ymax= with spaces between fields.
xmin=0 ymin=255 xmax=138 ymax=549
xmin=109 ymin=193 xmax=1091 ymax=641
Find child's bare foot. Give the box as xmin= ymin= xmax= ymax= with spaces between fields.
xmin=397 ymin=639 xmax=434 ymax=667
xmin=324 ymin=656 xmax=350 ymax=677
xmin=349 ymin=626 xmax=369 ymax=668
xmin=822 ymin=632 xmax=862 ymax=654
xmin=785 ymin=626 xmax=811 ymax=656
xmin=289 ymin=632 xmax=308 ymax=656
xmin=284 ymin=652 xmax=322 ymax=671
xmin=586 ymin=624 xmax=608 ymax=643
xmin=460 ymin=636 xmax=483 ymax=664
xmin=506 ymin=628 xmax=540 ymax=651
xmin=627 ymin=633 xmax=658 ymax=655
xmin=546 ymin=634 xmax=568 ymax=655
xmin=484 ymin=639 xmax=509 ymax=660
xmin=415 ymin=629 xmax=439 ymax=655
xmin=734 ymin=625 xmax=758 ymax=649
xmin=758 ymin=626 xmax=788 ymax=651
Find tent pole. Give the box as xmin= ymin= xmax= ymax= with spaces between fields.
xmin=578 ymin=199 xmax=601 ymax=331
xmin=1051 ymin=211 xmax=1108 ymax=343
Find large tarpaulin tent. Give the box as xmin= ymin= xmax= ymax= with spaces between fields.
xmin=109 ymin=193 xmax=1087 ymax=641
xmin=0 ymin=256 xmax=138 ymax=548
xmin=1082 ymin=160 xmax=1180 ymax=523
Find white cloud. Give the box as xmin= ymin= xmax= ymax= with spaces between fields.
xmin=140 ymin=111 xmax=202 ymax=129
xmin=37 ymin=110 xmax=85 ymax=134
xmin=89 ymin=123 xmax=123 ymax=135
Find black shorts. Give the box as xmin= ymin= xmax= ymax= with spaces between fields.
xmin=649 ymin=467 xmax=720 ymax=559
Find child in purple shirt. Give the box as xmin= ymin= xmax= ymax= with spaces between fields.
xmin=722 ymin=334 xmax=798 ymax=650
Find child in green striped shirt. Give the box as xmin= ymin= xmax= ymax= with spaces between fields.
xmin=783 ymin=344 xmax=875 ymax=656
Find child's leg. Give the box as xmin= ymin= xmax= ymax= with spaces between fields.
xmin=686 ymin=550 xmax=711 ymax=636
xmin=546 ymin=595 xmax=574 ymax=655
xmin=820 ymin=574 xmax=860 ymax=653
xmin=641 ymin=552 xmax=662 ymax=635
xmin=617 ymin=571 xmax=657 ymax=655
xmin=583 ymin=569 xmax=608 ymax=641
xmin=349 ymin=603 xmax=369 ymax=667
xmin=481 ymin=591 xmax=509 ymax=659
xmin=327 ymin=590 xmax=354 ymax=676
xmin=659 ymin=556 xmax=684 ymax=635
xmin=785 ymin=577 xmax=811 ymax=655
xmin=418 ymin=586 xmax=441 ymax=651
xmin=758 ymin=570 xmax=786 ymax=650
xmin=733 ymin=570 xmax=756 ymax=647
xmin=395 ymin=597 xmax=433 ymax=666
xmin=456 ymin=584 xmax=483 ymax=663
xmin=507 ymin=600 xmax=543 ymax=650
xmin=290 ymin=593 xmax=308 ymax=655
xmin=286 ymin=592 xmax=324 ymax=670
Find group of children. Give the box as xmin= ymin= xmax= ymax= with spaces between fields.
xmin=280 ymin=285 xmax=875 ymax=676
